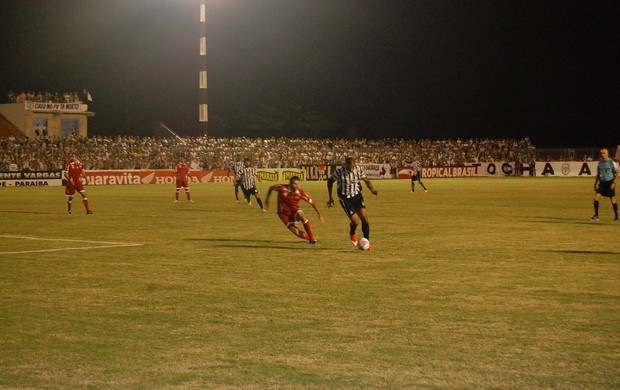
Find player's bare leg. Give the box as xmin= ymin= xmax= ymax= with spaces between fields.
xmin=78 ymin=191 xmax=92 ymax=214
xmin=357 ymin=208 xmax=370 ymax=240
xmin=296 ymin=210 xmax=316 ymax=243
xmin=254 ymin=194 xmax=266 ymax=212
xmin=348 ymin=213 xmax=361 ymax=245
xmin=288 ymin=225 xmax=309 ymax=240
xmin=67 ymin=195 xmax=73 ymax=214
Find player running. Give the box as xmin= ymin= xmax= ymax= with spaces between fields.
xmin=410 ymin=160 xmax=427 ymax=193
xmin=327 ymin=156 xmax=378 ymax=248
xmin=266 ymin=176 xmax=324 ymax=244
xmin=228 ymin=156 xmax=245 ymax=203
xmin=174 ymin=156 xmax=192 ymax=202
xmin=65 ymin=152 xmax=93 ymax=214
xmin=239 ymin=158 xmax=266 ymax=211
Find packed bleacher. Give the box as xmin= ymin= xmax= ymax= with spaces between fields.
xmin=0 ymin=135 xmax=535 ymax=172
xmin=6 ymin=90 xmax=84 ymax=104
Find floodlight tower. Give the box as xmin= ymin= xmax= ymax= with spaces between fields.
xmin=199 ymin=0 xmax=208 ymax=135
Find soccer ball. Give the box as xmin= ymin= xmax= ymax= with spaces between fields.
xmin=357 ymin=237 xmax=370 ymax=251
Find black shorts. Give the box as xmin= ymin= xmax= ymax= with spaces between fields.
xmin=338 ymin=193 xmax=366 ymax=217
xmin=242 ymin=186 xmax=258 ymax=197
xmin=596 ymin=181 xmax=616 ymax=198
xmin=411 ymin=173 xmax=421 ymax=182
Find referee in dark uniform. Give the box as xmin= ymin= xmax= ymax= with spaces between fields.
xmin=327 ymin=157 xmax=378 ymax=247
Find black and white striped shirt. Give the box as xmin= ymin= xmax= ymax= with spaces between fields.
xmin=411 ymin=161 xmax=420 ymax=176
xmin=240 ymin=167 xmax=257 ymax=189
xmin=232 ymin=161 xmax=244 ymax=179
xmin=331 ymin=164 xmax=367 ymax=199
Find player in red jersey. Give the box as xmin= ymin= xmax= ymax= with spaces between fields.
xmin=174 ymin=156 xmax=192 ymax=202
xmin=65 ymin=153 xmax=93 ymax=214
xmin=265 ymin=176 xmax=324 ymax=244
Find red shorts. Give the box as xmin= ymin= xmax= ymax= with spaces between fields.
xmin=278 ymin=208 xmax=302 ymax=226
xmin=65 ymin=180 xmax=84 ymax=196
xmin=176 ymin=179 xmax=189 ymax=188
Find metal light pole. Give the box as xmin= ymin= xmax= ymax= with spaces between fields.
xmin=199 ymin=0 xmax=208 ymax=135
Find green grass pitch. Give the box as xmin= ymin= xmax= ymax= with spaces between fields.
xmin=0 ymin=178 xmax=618 ymax=388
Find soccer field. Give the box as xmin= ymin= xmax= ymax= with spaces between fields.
xmin=0 ymin=178 xmax=618 ymax=389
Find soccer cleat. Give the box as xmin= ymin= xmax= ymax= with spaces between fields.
xmin=189 ymin=200 xmax=194 ymax=203
xmin=174 ymin=200 xmax=178 ymax=203
xmin=589 ymin=215 xmax=600 ymax=221
xmin=309 ymin=239 xmax=317 ymax=244
xmin=86 ymin=210 xmax=93 ymax=215
xmin=367 ymin=245 xmax=374 ymax=251
xmin=615 ymin=217 xmax=619 ymax=221
xmin=261 ymin=209 xmax=267 ymax=212
xmin=350 ymin=234 xmax=357 ymax=246
xmin=424 ymin=189 xmax=428 ymax=193
xmin=67 ymin=210 xmax=72 ymax=215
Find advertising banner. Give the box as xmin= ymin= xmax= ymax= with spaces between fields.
xmin=535 ymin=161 xmax=599 ymax=177
xmin=358 ymin=163 xmax=391 ymax=179
xmin=84 ymin=170 xmax=234 ymax=185
xmin=0 ymin=171 xmax=63 ymax=187
xmin=396 ymin=166 xmax=477 ymax=179
xmin=25 ymin=102 xmax=81 ymax=112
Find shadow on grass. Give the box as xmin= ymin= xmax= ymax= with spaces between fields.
xmin=0 ymin=209 xmax=62 ymax=215
xmin=187 ymin=238 xmax=333 ymax=250
xmin=523 ymin=216 xmax=613 ymax=225
xmin=543 ymin=249 xmax=620 ymax=255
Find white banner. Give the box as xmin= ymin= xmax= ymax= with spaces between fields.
xmin=0 ymin=171 xmax=63 ymax=187
xmin=25 ymin=101 xmax=81 ymax=112
xmin=358 ymin=163 xmax=391 ymax=179
xmin=535 ymin=161 xmax=600 ymax=177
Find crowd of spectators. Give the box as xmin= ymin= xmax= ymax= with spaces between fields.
xmin=0 ymin=135 xmax=536 ymax=172
xmin=6 ymin=90 xmax=83 ymax=104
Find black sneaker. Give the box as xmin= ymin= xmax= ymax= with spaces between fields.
xmin=86 ymin=210 xmax=94 ymax=215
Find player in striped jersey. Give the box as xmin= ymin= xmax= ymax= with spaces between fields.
xmin=240 ymin=158 xmax=266 ymax=212
xmin=410 ymin=160 xmax=427 ymax=193
xmin=228 ymin=156 xmax=245 ymax=203
xmin=327 ymin=157 xmax=378 ymax=247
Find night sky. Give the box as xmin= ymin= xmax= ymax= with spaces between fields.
xmin=0 ymin=0 xmax=617 ymax=148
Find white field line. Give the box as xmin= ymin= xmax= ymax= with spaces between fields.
xmin=0 ymin=234 xmax=142 ymax=255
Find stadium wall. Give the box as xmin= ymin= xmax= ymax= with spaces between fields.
xmin=0 ymin=162 xmax=610 ymax=188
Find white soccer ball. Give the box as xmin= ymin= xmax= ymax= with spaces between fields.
xmin=357 ymin=237 xmax=370 ymax=250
